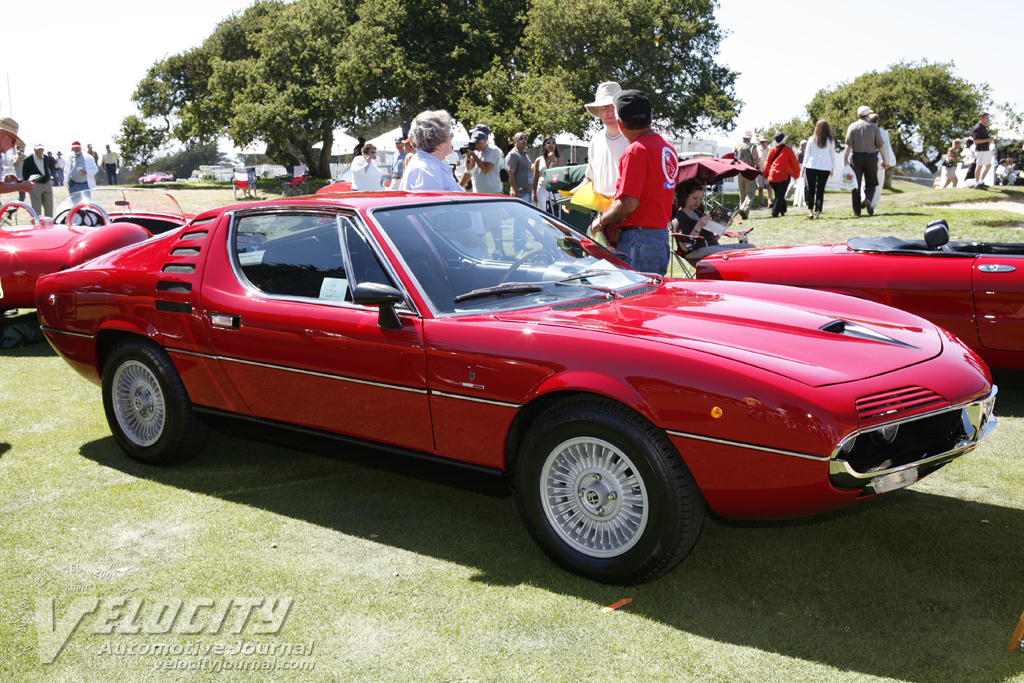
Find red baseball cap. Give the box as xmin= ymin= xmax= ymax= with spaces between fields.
xmin=71 ymin=141 xmax=81 ymax=147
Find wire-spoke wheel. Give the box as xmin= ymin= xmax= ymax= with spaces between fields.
xmin=111 ymin=360 xmax=166 ymax=447
xmin=540 ymin=437 xmax=649 ymax=558
xmin=102 ymin=338 xmax=209 ymax=466
xmin=516 ymin=395 xmax=705 ymax=585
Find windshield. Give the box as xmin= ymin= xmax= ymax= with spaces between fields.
xmin=54 ymin=188 xmax=185 ymax=221
xmin=370 ymin=199 xmax=651 ymax=314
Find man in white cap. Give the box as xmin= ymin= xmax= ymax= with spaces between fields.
xmin=0 ymin=118 xmax=35 ymax=196
xmin=66 ymin=140 xmax=98 ymax=201
xmin=22 ymin=142 xmax=56 ymax=216
xmin=578 ymin=81 xmax=629 ymax=201
xmin=843 ymin=106 xmax=887 ymax=217
xmin=732 ymin=131 xmax=759 ymax=219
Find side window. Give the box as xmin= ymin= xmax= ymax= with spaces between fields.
xmin=233 ymin=213 xmax=395 ymax=302
xmin=235 ymin=214 xmax=351 ymax=301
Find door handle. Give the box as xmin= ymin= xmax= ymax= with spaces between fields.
xmin=210 ymin=312 xmax=241 ymax=329
xmin=977 ymin=264 xmax=1016 ymax=273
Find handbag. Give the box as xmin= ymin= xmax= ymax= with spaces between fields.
xmin=838 ymin=164 xmax=856 ymax=190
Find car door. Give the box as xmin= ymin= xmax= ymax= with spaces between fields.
xmin=199 ymin=208 xmax=434 ymax=453
xmin=973 ymin=252 xmax=1024 ymax=352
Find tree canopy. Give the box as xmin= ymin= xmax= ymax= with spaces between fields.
xmin=118 ymin=0 xmax=738 ymax=177
xmin=760 ymin=61 xmax=993 ymax=172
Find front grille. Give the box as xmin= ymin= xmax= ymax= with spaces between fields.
xmin=840 ymin=410 xmax=966 ymax=474
xmin=856 ymin=386 xmax=945 ymax=421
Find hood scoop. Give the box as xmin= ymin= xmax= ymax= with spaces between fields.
xmin=820 ymin=319 xmax=920 ymax=350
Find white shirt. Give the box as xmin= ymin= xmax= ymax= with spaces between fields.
xmin=802 ymin=137 xmax=838 ymax=172
xmin=470 ymin=144 xmax=503 ymax=194
xmin=877 ymin=128 xmax=896 ymax=167
xmin=400 ymin=150 xmax=464 ymax=193
xmin=586 ymin=129 xmax=629 ymax=197
xmin=351 ymin=156 xmax=384 ymax=191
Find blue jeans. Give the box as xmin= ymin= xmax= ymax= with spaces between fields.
xmin=617 ymin=227 xmax=669 ymax=276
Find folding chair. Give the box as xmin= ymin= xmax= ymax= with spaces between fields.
xmin=233 ymin=167 xmax=258 ymax=200
xmin=277 ymin=164 xmax=309 ymax=197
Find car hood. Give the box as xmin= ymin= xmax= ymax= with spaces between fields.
xmin=494 ymin=280 xmax=942 ymax=387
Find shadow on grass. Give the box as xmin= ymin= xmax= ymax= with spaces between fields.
xmin=0 ymin=443 xmax=10 ymax=459
xmin=78 ymin=396 xmax=1024 ymax=683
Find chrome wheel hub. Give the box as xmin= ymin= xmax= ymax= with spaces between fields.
xmin=540 ymin=437 xmax=648 ymax=558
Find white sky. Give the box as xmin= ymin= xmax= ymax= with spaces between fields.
xmin=1 ymin=0 xmax=1019 ymax=161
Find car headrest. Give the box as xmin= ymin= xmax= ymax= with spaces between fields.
xmin=924 ymin=219 xmax=949 ymax=249
xmin=434 ymin=211 xmax=473 ymax=232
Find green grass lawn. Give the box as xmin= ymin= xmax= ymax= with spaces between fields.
xmin=2 ymin=182 xmax=1024 ymax=682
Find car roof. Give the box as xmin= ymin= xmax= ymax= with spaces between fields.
xmin=218 ymin=191 xmax=509 ymax=213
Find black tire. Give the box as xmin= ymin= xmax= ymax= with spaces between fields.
xmin=101 ymin=338 xmax=209 ymax=466
xmin=515 ymin=396 xmax=705 ymax=585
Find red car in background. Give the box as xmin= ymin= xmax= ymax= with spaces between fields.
xmin=1 ymin=189 xmax=191 ymax=310
xmin=36 ymin=195 xmax=997 ymax=584
xmin=696 ymin=219 xmax=1024 ymax=370
xmin=138 ymin=172 xmax=175 ymax=184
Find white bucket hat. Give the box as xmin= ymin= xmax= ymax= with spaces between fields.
xmin=585 ymin=82 xmax=622 ymax=116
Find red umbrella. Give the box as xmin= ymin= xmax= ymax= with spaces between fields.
xmin=676 ymin=157 xmax=760 ymax=185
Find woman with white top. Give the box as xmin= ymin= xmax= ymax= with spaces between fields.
xmin=351 ymin=143 xmax=384 ymax=191
xmin=530 ymin=136 xmax=562 ymax=213
xmin=802 ymin=120 xmax=838 ymax=219
xmin=401 ymin=110 xmax=465 ymax=193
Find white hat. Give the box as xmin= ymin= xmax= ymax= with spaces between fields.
xmin=742 ymin=130 xmax=753 ymax=139
xmin=585 ymin=82 xmax=622 ymax=116
xmin=33 ymin=142 xmax=45 ymax=150
xmin=857 ymin=105 xmax=872 ymax=117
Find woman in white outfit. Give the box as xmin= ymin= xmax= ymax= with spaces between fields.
xmin=530 ymin=136 xmax=562 ymax=214
xmin=351 ymin=143 xmax=383 ymax=191
xmin=801 ymin=120 xmax=838 ymax=219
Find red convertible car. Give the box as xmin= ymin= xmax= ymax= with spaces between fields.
xmin=1 ymin=189 xmax=191 ymax=309
xmin=695 ymin=219 xmax=1024 ymax=370
xmin=36 ymin=195 xmax=997 ymax=584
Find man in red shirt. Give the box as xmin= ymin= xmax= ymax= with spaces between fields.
xmin=591 ymin=90 xmax=678 ymax=275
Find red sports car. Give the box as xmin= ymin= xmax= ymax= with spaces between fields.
xmin=695 ymin=219 xmax=1024 ymax=370
xmin=138 ymin=172 xmax=175 ymax=184
xmin=36 ymin=195 xmax=997 ymax=584
xmin=1 ymin=189 xmax=191 ymax=309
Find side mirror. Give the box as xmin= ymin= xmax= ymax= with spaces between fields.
xmin=352 ymin=282 xmax=405 ymax=331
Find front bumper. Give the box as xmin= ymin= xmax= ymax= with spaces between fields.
xmin=829 ymin=387 xmax=998 ymax=491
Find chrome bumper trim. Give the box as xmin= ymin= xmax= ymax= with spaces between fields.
xmin=829 ymin=386 xmax=998 ymax=489
xmin=664 ymin=430 xmax=830 ymax=462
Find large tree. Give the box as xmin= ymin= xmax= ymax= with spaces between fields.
xmin=764 ymin=61 xmax=991 ymax=174
xmin=457 ymin=0 xmax=740 ymax=144
xmin=120 ymin=0 xmax=738 ymax=173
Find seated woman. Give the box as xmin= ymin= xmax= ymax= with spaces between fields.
xmin=670 ymin=179 xmax=720 ymax=254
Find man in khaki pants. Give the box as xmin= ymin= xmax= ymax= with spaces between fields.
xmin=733 ymin=131 xmax=759 ymax=219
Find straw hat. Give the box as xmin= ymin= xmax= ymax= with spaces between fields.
xmin=0 ymin=117 xmax=25 ymax=148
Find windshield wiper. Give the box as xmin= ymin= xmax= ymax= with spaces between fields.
xmin=556 ymin=269 xmax=614 ymax=283
xmin=453 ymin=282 xmax=545 ymax=303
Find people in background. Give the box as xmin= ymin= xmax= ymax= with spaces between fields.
xmin=401 ymin=110 xmax=464 ymax=193
xmin=802 ymin=120 xmax=837 ymax=219
xmin=531 ymin=136 xmax=562 ymax=213
xmin=351 ymin=143 xmax=383 ymax=191
xmin=762 ymin=132 xmax=800 ymax=218
xmin=0 ymin=118 xmax=34 ymax=196
xmin=941 ymin=139 xmax=962 ymax=189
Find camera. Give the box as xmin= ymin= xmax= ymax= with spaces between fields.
xmin=458 ymin=142 xmax=474 ymax=154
